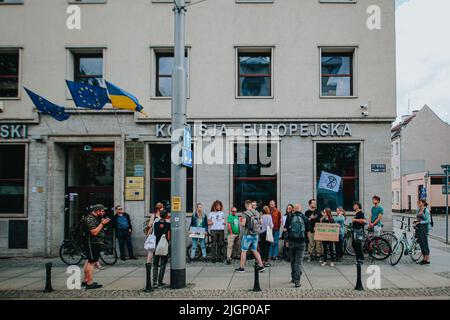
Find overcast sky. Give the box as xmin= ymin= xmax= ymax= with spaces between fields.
xmin=395 ymin=0 xmax=450 ymax=123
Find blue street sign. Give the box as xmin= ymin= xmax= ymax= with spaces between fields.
xmin=182 ymin=148 xmax=193 ymax=168
xmin=183 ymin=127 xmax=191 ymax=150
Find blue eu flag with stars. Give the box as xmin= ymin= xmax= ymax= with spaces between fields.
xmin=24 ymin=88 xmax=71 ymax=121
xmin=66 ymin=80 xmax=111 ymax=110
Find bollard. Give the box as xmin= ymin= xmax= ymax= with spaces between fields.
xmin=252 ymin=264 xmax=262 ymax=292
xmin=43 ymin=262 xmax=54 ymax=293
xmin=144 ymin=262 xmax=153 ymax=292
xmin=354 ymin=261 xmax=364 ymax=291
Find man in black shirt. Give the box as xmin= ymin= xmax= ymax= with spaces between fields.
xmin=352 ymin=202 xmax=366 ymax=264
xmin=304 ymin=199 xmax=322 ymax=261
xmin=284 ymin=204 xmax=310 ymax=288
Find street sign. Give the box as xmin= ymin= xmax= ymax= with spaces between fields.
xmin=182 ymin=148 xmax=193 ymax=168
xmin=371 ymin=164 xmax=386 ymax=173
xmin=183 ymin=127 xmax=191 ymax=149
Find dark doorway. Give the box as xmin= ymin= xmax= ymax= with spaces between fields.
xmin=64 ymin=144 xmax=115 ymax=239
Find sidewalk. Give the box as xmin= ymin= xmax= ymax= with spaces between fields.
xmin=1 ymin=237 xmax=450 ymax=299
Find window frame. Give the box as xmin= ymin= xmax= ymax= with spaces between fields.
xmin=0 ymin=143 xmax=28 ymax=218
xmin=313 ymin=140 xmax=363 ymax=212
xmin=0 ymin=48 xmax=22 ymax=100
xmin=319 ymin=46 xmax=358 ymax=99
xmin=235 ymin=46 xmax=274 ymax=99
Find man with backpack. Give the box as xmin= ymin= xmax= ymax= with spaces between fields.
xmin=283 ymin=203 xmax=309 ymax=288
xmin=235 ymin=200 xmax=266 ymax=273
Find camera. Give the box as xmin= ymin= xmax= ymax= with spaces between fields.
xmin=361 ymin=111 xmax=369 ymax=117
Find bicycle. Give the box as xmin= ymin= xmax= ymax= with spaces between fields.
xmin=186 ymin=233 xmax=228 ymax=262
xmin=59 ymin=226 xmax=118 ymax=266
xmin=389 ymin=218 xmax=423 ymax=266
xmin=343 ymin=223 xmax=392 ymax=261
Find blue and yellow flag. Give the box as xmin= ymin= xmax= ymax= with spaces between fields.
xmin=24 ymin=88 xmax=71 ymax=121
xmin=105 ymin=81 xmax=147 ymax=116
xmin=66 ymin=80 xmax=111 ymax=110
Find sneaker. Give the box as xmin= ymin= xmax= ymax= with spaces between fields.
xmin=295 ymin=282 xmax=301 ymax=288
xmin=257 ymin=266 xmax=266 ymax=273
xmin=321 ymin=262 xmax=327 ymax=267
xmin=81 ymin=281 xmax=87 ymax=287
xmin=330 ymin=262 xmax=335 ymax=267
xmin=120 ymin=257 xmax=127 ymax=261
xmin=226 ymin=259 xmax=231 ymax=265
xmin=203 ymin=258 xmax=208 ymax=263
xmin=419 ymin=260 xmax=430 ymax=265
xmin=264 ymin=262 xmax=271 ymax=267
xmin=85 ymin=283 xmax=102 ymax=290
xmin=129 ymin=256 xmax=138 ymax=260
xmin=235 ymin=267 xmax=245 ymax=273
xmin=158 ymin=282 xmax=166 ymax=287
xmin=153 ymin=283 xmax=159 ymax=288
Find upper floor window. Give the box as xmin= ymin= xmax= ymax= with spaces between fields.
xmin=0 ymin=49 xmax=20 ymax=98
xmin=153 ymin=49 xmax=189 ymax=98
xmin=74 ymin=53 xmax=103 ymax=87
xmin=237 ymin=48 xmax=273 ymax=98
xmin=320 ymin=48 xmax=355 ymax=97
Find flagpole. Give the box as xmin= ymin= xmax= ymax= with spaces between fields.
xmin=113 ymin=108 xmax=124 ymax=135
xmin=74 ymin=107 xmax=89 ymax=134
xmin=40 ymin=113 xmax=54 ymax=135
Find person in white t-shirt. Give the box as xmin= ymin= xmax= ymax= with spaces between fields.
xmin=208 ymin=200 xmax=226 ymax=263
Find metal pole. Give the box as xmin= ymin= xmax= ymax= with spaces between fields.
xmin=252 ymin=264 xmax=262 ymax=292
xmin=170 ymin=0 xmax=187 ymax=289
xmin=43 ymin=262 xmax=54 ymax=293
xmin=446 ymin=166 xmax=448 ymax=244
xmin=144 ymin=262 xmax=153 ymax=292
xmin=355 ymin=261 xmax=364 ymax=291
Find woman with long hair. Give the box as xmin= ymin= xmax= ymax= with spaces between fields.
xmin=415 ymin=199 xmax=432 ymax=265
xmin=282 ymin=204 xmax=294 ymax=261
xmin=259 ymin=206 xmax=274 ymax=267
xmin=208 ymin=200 xmax=226 ymax=263
xmin=334 ymin=207 xmax=346 ymax=261
xmin=145 ymin=203 xmax=163 ymax=263
xmin=320 ymin=208 xmax=336 ymax=267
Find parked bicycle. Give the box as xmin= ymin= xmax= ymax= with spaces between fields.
xmin=389 ymin=218 xmax=423 ymax=266
xmin=59 ymin=224 xmax=118 ymax=266
xmin=186 ymin=233 xmax=227 ymax=262
xmin=343 ymin=223 xmax=392 ymax=261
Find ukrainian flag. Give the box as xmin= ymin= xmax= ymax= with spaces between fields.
xmin=105 ymin=81 xmax=147 ymax=116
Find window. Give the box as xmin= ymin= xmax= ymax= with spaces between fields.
xmin=321 ymin=49 xmax=355 ymax=97
xmin=0 ymin=0 xmax=24 ymax=4
xmin=237 ymin=48 xmax=272 ymax=97
xmin=316 ymin=143 xmax=359 ymax=211
xmin=74 ymin=53 xmax=103 ymax=86
xmin=0 ymin=49 xmax=20 ymax=98
xmin=0 ymin=145 xmax=26 ymax=216
xmin=431 ymin=177 xmax=445 ymax=185
xmin=150 ymin=145 xmax=193 ymax=212
xmin=154 ymin=50 xmax=189 ymax=98
xmin=395 ymin=166 xmax=399 ymax=179
xmin=233 ymin=143 xmax=277 ymax=211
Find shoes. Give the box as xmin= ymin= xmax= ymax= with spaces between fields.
xmin=330 ymin=262 xmax=335 ymax=267
xmin=419 ymin=260 xmax=430 ymax=265
xmin=226 ymin=259 xmax=231 ymax=265
xmin=120 ymin=257 xmax=127 ymax=261
xmin=81 ymin=281 xmax=87 ymax=287
xmin=264 ymin=262 xmax=271 ymax=267
xmin=129 ymin=256 xmax=138 ymax=260
xmin=153 ymin=283 xmax=159 ymax=288
xmin=321 ymin=262 xmax=327 ymax=267
xmin=235 ymin=267 xmax=245 ymax=273
xmin=158 ymin=282 xmax=166 ymax=287
xmin=295 ymin=282 xmax=301 ymax=288
xmin=85 ymin=283 xmax=102 ymax=290
xmin=257 ymin=266 xmax=266 ymax=273
xmin=203 ymin=258 xmax=208 ymax=263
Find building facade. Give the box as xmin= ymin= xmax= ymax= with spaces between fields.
xmin=0 ymin=0 xmax=396 ymax=257
xmin=391 ymin=105 xmax=450 ymax=213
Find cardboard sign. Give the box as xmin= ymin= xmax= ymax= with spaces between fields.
xmin=314 ymin=223 xmax=340 ymax=242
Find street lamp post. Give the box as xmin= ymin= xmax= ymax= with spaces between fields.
xmin=170 ymin=0 xmax=187 ymax=289
xmin=442 ymin=165 xmax=450 ymax=244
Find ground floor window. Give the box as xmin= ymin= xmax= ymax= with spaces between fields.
xmin=316 ymin=143 xmax=359 ymax=211
xmin=0 ymin=144 xmax=26 ymax=215
xmin=233 ymin=143 xmax=277 ymax=211
xmin=150 ymin=144 xmax=193 ymax=212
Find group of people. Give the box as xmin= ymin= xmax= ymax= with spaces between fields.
xmin=79 ymin=194 xmax=433 ymax=290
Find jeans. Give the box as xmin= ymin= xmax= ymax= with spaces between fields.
xmin=269 ymin=229 xmax=280 ymax=258
xmin=210 ymin=230 xmax=225 ymax=261
xmin=116 ymin=229 xmax=134 ymax=258
xmin=191 ymin=237 xmax=207 ymax=259
xmin=227 ymin=234 xmax=240 ymax=259
xmin=352 ymin=238 xmax=364 ymax=263
xmin=322 ymin=241 xmax=335 ymax=262
xmin=153 ymin=255 xmax=168 ymax=285
xmin=289 ymin=241 xmax=306 ymax=284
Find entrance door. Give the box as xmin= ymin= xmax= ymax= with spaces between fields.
xmin=64 ymin=145 xmax=115 ymax=239
xmin=408 ymin=195 xmax=412 ymax=212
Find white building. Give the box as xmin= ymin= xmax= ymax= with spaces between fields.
xmin=0 ymin=0 xmax=396 ymax=257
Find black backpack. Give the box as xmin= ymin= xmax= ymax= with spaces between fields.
xmin=289 ymin=213 xmax=306 ymax=241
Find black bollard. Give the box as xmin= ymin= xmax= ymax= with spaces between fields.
xmin=252 ymin=264 xmax=262 ymax=292
xmin=144 ymin=262 xmax=153 ymax=292
xmin=354 ymin=261 xmax=364 ymax=291
xmin=43 ymin=262 xmax=54 ymax=293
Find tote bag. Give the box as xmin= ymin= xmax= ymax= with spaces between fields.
xmin=266 ymin=226 xmax=274 ymax=243
xmin=155 ymin=234 xmax=169 ymax=256
xmin=144 ymin=233 xmax=156 ymax=252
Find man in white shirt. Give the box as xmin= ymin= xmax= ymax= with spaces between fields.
xmin=208 ymin=200 xmax=226 ymax=263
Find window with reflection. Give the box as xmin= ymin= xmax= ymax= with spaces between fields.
xmin=74 ymin=53 xmax=103 ymax=86
xmin=0 ymin=145 xmax=25 ymax=215
xmin=238 ymin=50 xmax=272 ymax=97
xmin=0 ymin=50 xmax=19 ymax=98
xmin=316 ymin=143 xmax=359 ymax=211
xmin=150 ymin=145 xmax=193 ymax=212
xmin=321 ymin=52 xmax=353 ymax=96
xmin=155 ymin=51 xmax=189 ymax=97
xmin=233 ymin=143 xmax=277 ymax=211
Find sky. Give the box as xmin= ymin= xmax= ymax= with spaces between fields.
xmin=395 ymin=0 xmax=450 ymax=124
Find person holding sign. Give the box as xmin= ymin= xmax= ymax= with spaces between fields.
xmin=208 ymin=200 xmax=226 ymax=263
xmin=189 ymin=203 xmax=208 ymax=263
xmin=320 ymin=208 xmax=336 ymax=267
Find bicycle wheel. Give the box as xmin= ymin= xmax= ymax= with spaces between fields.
xmin=344 ymin=235 xmax=356 ymax=256
xmin=389 ymin=241 xmax=404 ymax=266
xmin=367 ymin=237 xmax=391 ymax=261
xmin=100 ymin=242 xmax=118 ymax=265
xmin=410 ymin=240 xmax=423 ymax=264
xmin=381 ymin=232 xmax=398 ymax=251
xmin=59 ymin=241 xmax=83 ymax=265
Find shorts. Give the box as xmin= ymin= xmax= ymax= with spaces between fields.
xmin=373 ymin=225 xmax=382 ymax=237
xmin=241 ymin=234 xmax=259 ymax=251
xmin=85 ymin=242 xmax=101 ymax=263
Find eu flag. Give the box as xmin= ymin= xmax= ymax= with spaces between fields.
xmin=66 ymin=80 xmax=111 ymax=110
xmin=24 ymin=88 xmax=71 ymax=121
